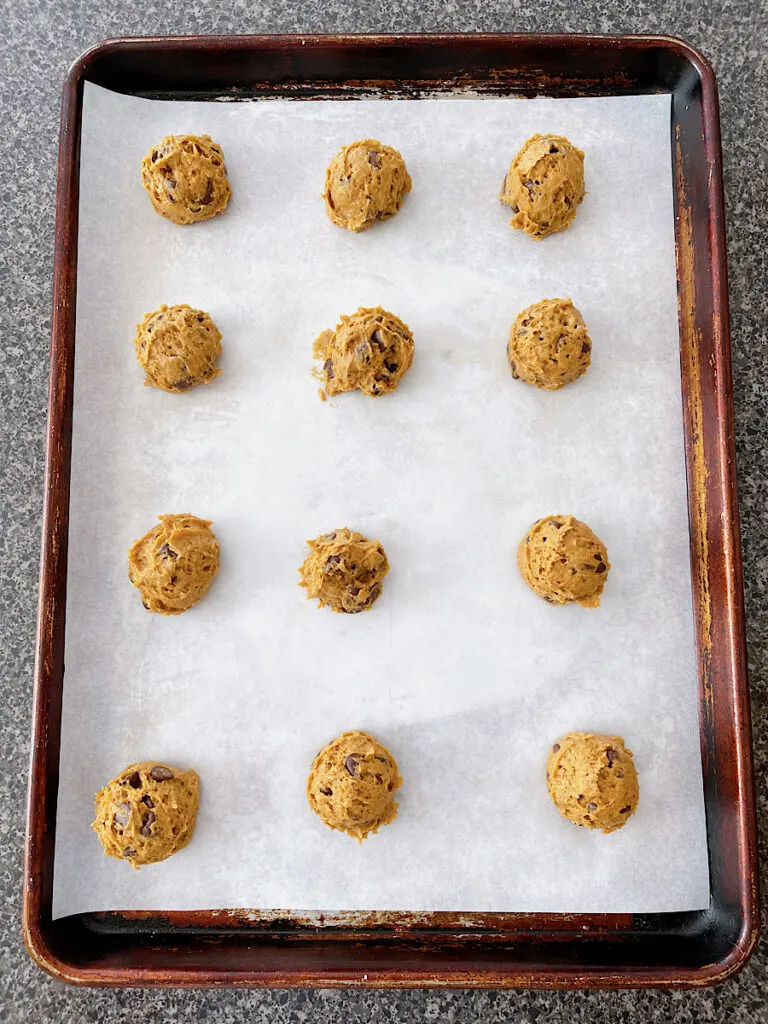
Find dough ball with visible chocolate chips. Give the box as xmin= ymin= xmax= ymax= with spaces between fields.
xmin=134 ymin=304 xmax=222 ymax=393
xmin=324 ymin=139 xmax=411 ymax=232
xmin=507 ymin=298 xmax=591 ymax=391
xmin=128 ymin=514 xmax=220 ymax=615
xmin=500 ymin=133 xmax=584 ymax=239
xmin=92 ymin=761 xmax=200 ymax=867
xmin=299 ymin=527 xmax=389 ymax=614
xmin=141 ymin=134 xmax=231 ymax=225
xmin=307 ymin=730 xmax=402 ymax=840
xmin=517 ymin=515 xmax=609 ymax=608
xmin=546 ymin=733 xmax=639 ymax=833
xmin=313 ymin=306 xmax=414 ymax=399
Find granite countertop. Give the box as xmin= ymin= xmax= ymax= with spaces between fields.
xmin=1 ymin=2 xmax=765 ymax=1021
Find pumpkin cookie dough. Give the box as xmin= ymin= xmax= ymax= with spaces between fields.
xmin=129 ymin=514 xmax=220 ymax=615
xmin=547 ymin=733 xmax=639 ymax=833
xmin=134 ymin=304 xmax=222 ymax=393
xmin=517 ymin=515 xmax=610 ymax=608
xmin=92 ymin=761 xmax=200 ymax=867
xmin=141 ymin=134 xmax=231 ymax=225
xmin=500 ymin=133 xmax=585 ymax=239
xmin=324 ymin=139 xmax=411 ymax=232
xmin=313 ymin=306 xmax=414 ymax=399
xmin=307 ymin=730 xmax=402 ymax=840
xmin=507 ymin=298 xmax=591 ymax=390
xmin=299 ymin=527 xmax=389 ymax=613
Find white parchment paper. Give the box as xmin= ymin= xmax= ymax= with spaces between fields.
xmin=52 ymin=83 xmax=710 ymax=918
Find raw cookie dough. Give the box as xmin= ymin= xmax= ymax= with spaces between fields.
xmin=324 ymin=139 xmax=412 ymax=232
xmin=517 ymin=514 xmax=610 ymax=608
xmin=307 ymin=730 xmax=402 ymax=840
xmin=299 ymin=527 xmax=389 ymax=613
xmin=134 ymin=303 xmax=222 ymax=393
xmin=546 ymin=733 xmax=639 ymax=833
xmin=500 ymin=133 xmax=585 ymax=239
xmin=92 ymin=760 xmax=200 ymax=867
xmin=507 ymin=298 xmax=591 ymax=390
xmin=313 ymin=306 xmax=414 ymax=399
xmin=141 ymin=134 xmax=231 ymax=225
xmin=128 ymin=514 xmax=220 ymax=615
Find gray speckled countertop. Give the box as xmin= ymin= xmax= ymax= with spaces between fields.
xmin=1 ymin=2 xmax=766 ymax=1020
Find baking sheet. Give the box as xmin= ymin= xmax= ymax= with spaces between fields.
xmin=52 ymin=83 xmax=710 ymax=919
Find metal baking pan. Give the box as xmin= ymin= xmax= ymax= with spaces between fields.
xmin=23 ymin=32 xmax=758 ymax=988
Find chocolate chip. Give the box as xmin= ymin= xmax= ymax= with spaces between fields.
xmin=347 ymin=586 xmax=360 ymax=596
xmin=552 ymin=743 xmax=561 ymax=753
xmin=543 ymin=595 xmax=553 ymax=603
xmin=564 ymin=196 xmax=571 ymax=207
xmin=123 ymin=848 xmax=137 ymax=857
xmin=124 ymin=771 xmax=142 ymax=789
xmin=198 ymin=179 xmax=215 ymax=206
xmin=510 ymin=204 xmax=519 ymax=214
xmin=172 ymin=375 xmax=194 ymax=391
xmin=158 ymin=543 xmax=178 ymax=560
xmin=594 ymin=553 xmax=602 ymax=560
xmin=113 ymin=803 xmax=131 ymax=829
xmin=582 ymin=341 xmax=591 ymax=354
xmin=596 ymin=562 xmax=607 ymax=574
xmin=384 ymin=361 xmax=398 ymax=373
xmin=509 ymin=360 xmax=520 ymax=380
xmin=587 ymin=802 xmax=597 ymax=811
xmin=323 ymin=358 xmax=335 ymax=380
xmin=149 ymin=766 xmax=174 ymax=781
xmin=375 ymin=755 xmax=389 ymax=764
xmin=620 ymin=805 xmax=632 ymax=814
xmin=616 ymin=770 xmax=624 ymax=779
xmin=139 ymin=811 xmax=156 ymax=837
xmin=606 ymin=749 xmax=619 ymax=765
xmin=164 ymin=177 xmax=177 ymax=191
xmin=141 ymin=795 xmax=154 ymax=809
xmin=375 ymin=773 xmax=383 ymax=784
xmin=551 ymin=521 xmax=562 ymax=529
xmin=523 ymin=179 xmax=535 ymax=192
xmin=344 ymin=755 xmax=359 ymax=777
xmin=319 ymin=786 xmax=332 ymax=796
xmin=368 ymin=150 xmax=382 ymax=168
xmin=549 ymin=144 xmax=559 ymax=154
xmin=360 ymin=582 xmax=382 ymax=608
xmin=371 ymin=330 xmax=386 ymax=352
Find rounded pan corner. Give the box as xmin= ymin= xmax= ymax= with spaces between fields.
xmin=21 ymin=913 xmax=87 ymax=987
xmin=638 ymin=34 xmax=719 ymax=91
xmin=698 ymin=912 xmax=762 ymax=987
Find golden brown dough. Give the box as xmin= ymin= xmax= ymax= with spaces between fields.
xmin=517 ymin=515 xmax=610 ymax=608
xmin=313 ymin=306 xmax=414 ymax=399
xmin=507 ymin=298 xmax=591 ymax=390
xmin=92 ymin=760 xmax=200 ymax=867
xmin=128 ymin=514 xmax=220 ymax=615
xmin=500 ymin=133 xmax=585 ymax=239
xmin=141 ymin=134 xmax=231 ymax=225
xmin=324 ymin=139 xmax=411 ymax=232
xmin=134 ymin=304 xmax=222 ymax=393
xmin=546 ymin=733 xmax=639 ymax=833
xmin=299 ymin=527 xmax=389 ymax=613
xmin=307 ymin=730 xmax=402 ymax=840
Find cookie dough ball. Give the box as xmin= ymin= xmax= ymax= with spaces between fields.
xmin=299 ymin=527 xmax=389 ymax=613
xmin=547 ymin=733 xmax=639 ymax=833
xmin=134 ymin=304 xmax=222 ymax=393
xmin=517 ymin=515 xmax=609 ymax=608
xmin=324 ymin=139 xmax=411 ymax=232
xmin=507 ymin=298 xmax=591 ymax=390
xmin=141 ymin=134 xmax=231 ymax=225
xmin=500 ymin=134 xmax=585 ymax=239
xmin=307 ymin=730 xmax=402 ymax=840
xmin=314 ymin=306 xmax=414 ymax=399
xmin=129 ymin=514 xmax=220 ymax=615
xmin=92 ymin=761 xmax=200 ymax=867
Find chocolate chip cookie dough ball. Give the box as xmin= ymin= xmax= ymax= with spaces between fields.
xmin=314 ymin=306 xmax=414 ymax=399
xmin=141 ymin=134 xmax=231 ymax=225
xmin=500 ymin=134 xmax=585 ymax=239
xmin=507 ymin=298 xmax=591 ymax=390
xmin=129 ymin=514 xmax=220 ymax=615
xmin=134 ymin=304 xmax=222 ymax=393
xmin=546 ymin=733 xmax=639 ymax=833
xmin=324 ymin=139 xmax=412 ymax=232
xmin=517 ymin=515 xmax=609 ymax=608
xmin=92 ymin=761 xmax=200 ymax=867
xmin=307 ymin=730 xmax=402 ymax=840
xmin=299 ymin=527 xmax=389 ymax=613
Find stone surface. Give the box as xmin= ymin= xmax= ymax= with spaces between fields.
xmin=1 ymin=1 xmax=766 ymax=1020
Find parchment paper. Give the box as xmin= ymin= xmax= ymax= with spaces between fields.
xmin=52 ymin=83 xmax=710 ymax=919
